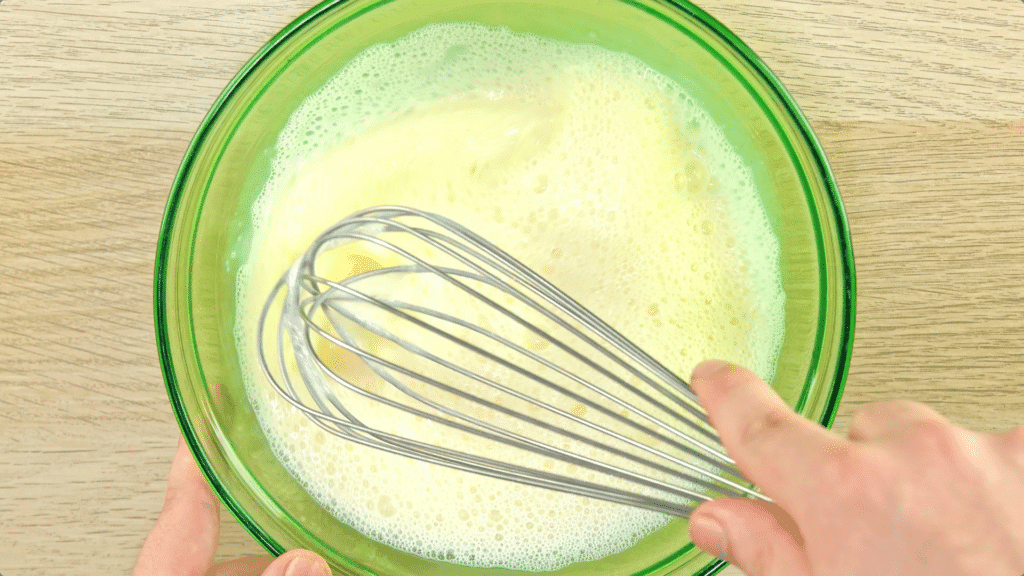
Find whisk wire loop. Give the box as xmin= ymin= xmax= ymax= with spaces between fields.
xmin=257 ymin=205 xmax=768 ymax=518
xmin=303 ymin=278 xmax=753 ymax=501
xmin=263 ymin=282 xmax=714 ymax=515
xmin=314 ymin=215 xmax=726 ymax=454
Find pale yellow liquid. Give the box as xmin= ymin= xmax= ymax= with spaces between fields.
xmin=236 ymin=23 xmax=784 ymax=571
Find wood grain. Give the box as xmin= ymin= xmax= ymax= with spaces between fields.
xmin=1 ymin=1 xmax=1022 ymax=575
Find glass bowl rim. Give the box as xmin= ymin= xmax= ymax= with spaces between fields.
xmin=153 ymin=0 xmax=856 ymax=574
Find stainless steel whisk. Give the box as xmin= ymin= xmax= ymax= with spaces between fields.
xmin=258 ymin=205 xmax=767 ymax=517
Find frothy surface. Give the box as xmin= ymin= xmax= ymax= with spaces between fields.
xmin=236 ymin=23 xmax=784 ymax=571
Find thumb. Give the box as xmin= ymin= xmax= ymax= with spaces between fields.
xmin=260 ymin=550 xmax=331 ymax=576
xmin=689 ymin=498 xmax=812 ymax=576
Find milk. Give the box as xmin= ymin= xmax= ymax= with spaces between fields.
xmin=235 ymin=22 xmax=784 ymax=571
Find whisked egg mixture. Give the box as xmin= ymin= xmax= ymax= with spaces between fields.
xmin=235 ymin=23 xmax=784 ymax=571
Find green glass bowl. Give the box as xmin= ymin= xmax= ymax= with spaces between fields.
xmin=154 ymin=0 xmax=855 ymax=574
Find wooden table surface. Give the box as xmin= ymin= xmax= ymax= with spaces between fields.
xmin=1 ymin=1 xmax=1022 ymax=574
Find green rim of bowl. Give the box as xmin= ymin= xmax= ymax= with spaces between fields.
xmin=154 ymin=1 xmax=856 ymax=574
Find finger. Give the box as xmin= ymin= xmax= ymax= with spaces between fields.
xmin=690 ymin=360 xmax=845 ymax=512
xmin=996 ymin=425 xmax=1024 ymax=469
xmin=260 ymin=550 xmax=331 ymax=576
xmin=133 ymin=436 xmax=221 ymax=576
xmin=689 ymin=498 xmax=813 ymax=576
xmin=848 ymin=399 xmax=947 ymax=442
xmin=206 ymin=556 xmax=273 ymax=576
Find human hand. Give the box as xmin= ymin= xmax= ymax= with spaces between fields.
xmin=133 ymin=436 xmax=331 ymax=576
xmin=687 ymin=360 xmax=1024 ymax=576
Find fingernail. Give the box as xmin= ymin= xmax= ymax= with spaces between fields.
xmin=284 ymin=553 xmax=330 ymax=576
xmin=689 ymin=513 xmax=730 ymax=561
xmin=692 ymin=360 xmax=731 ymax=383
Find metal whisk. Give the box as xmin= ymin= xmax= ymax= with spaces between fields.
xmin=258 ymin=205 xmax=767 ymax=517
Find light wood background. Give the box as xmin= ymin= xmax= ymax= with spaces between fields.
xmin=1 ymin=1 xmax=1022 ymax=575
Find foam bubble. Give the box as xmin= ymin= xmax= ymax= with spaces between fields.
xmin=235 ymin=22 xmax=784 ymax=572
